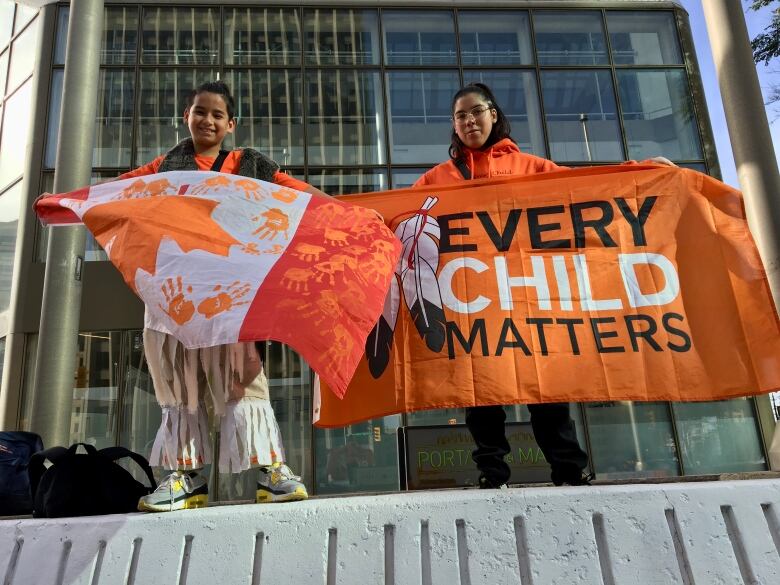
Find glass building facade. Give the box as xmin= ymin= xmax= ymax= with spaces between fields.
xmin=0 ymin=1 xmax=774 ymax=501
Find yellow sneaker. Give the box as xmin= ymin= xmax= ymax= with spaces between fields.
xmin=256 ymin=462 xmax=308 ymax=503
xmin=138 ymin=471 xmax=208 ymax=512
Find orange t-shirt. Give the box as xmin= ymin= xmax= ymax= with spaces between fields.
xmin=413 ymin=138 xmax=563 ymax=187
xmin=118 ymin=150 xmax=311 ymax=191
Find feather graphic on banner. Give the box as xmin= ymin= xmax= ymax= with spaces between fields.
xmin=397 ymin=197 xmax=446 ymax=353
xmin=365 ymin=274 xmax=401 ymax=378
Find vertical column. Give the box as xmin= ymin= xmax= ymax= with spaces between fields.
xmin=0 ymin=4 xmax=56 ymax=430
xmin=701 ymin=1 xmax=780 ymax=468
xmin=29 ymin=0 xmax=104 ymax=447
xmin=701 ymin=2 xmax=780 ymax=298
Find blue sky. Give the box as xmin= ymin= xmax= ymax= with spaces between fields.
xmin=680 ymin=1 xmax=779 ymax=187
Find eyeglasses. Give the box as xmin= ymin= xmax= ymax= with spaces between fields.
xmin=452 ymin=105 xmax=493 ymax=124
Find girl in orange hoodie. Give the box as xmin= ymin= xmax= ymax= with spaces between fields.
xmin=415 ymin=83 xmax=590 ymax=489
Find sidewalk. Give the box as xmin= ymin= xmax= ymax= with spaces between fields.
xmin=2 ymin=476 xmax=780 ymax=584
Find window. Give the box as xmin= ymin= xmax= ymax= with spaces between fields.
xmin=304 ymin=9 xmax=379 ymax=66
xmin=13 ymin=4 xmax=36 ymax=34
xmin=308 ymin=168 xmax=388 ymax=196
xmin=469 ymin=70 xmax=546 ymax=157
xmin=459 ymin=11 xmax=533 ymax=66
xmin=677 ymin=162 xmax=707 ymax=173
xmin=391 ymin=168 xmax=430 ymax=189
xmin=45 ymin=69 xmax=136 ymax=169
xmin=386 ymin=70 xmax=460 ymax=164
xmin=315 ymin=416 xmax=401 ymax=495
xmin=0 ymin=50 xmax=7 ymax=100
xmin=0 ymin=80 xmax=32 ymax=191
xmin=7 ymin=16 xmax=37 ymax=93
xmin=584 ymin=401 xmax=680 ymax=479
xmin=53 ymin=6 xmax=68 ymax=65
xmin=674 ymin=400 xmax=767 ymax=474
xmin=136 ymin=68 xmax=218 ymax=163
xmin=607 ymin=11 xmax=682 ymax=65
xmin=541 ymin=70 xmax=624 ymax=162
xmin=55 ymin=6 xmax=138 ymax=66
xmin=383 ymin=10 xmax=456 ymax=65
xmin=227 ymin=69 xmax=304 ymax=165
xmin=102 ymin=6 xmax=139 ymax=65
xmin=306 ymin=70 xmax=386 ymax=166
xmin=617 ymin=69 xmax=702 ymax=161
xmin=225 ymin=7 xmax=301 ymax=66
xmin=0 ymin=2 xmax=13 ymax=49
xmin=534 ymin=11 xmax=608 ymax=65
xmin=141 ymin=7 xmax=218 ymax=65
xmin=94 ymin=69 xmax=135 ymax=167
xmin=21 ymin=332 xmax=125 ymax=449
xmin=0 ymin=180 xmax=22 ymax=312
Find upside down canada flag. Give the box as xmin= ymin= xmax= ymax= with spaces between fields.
xmin=35 ymin=171 xmax=401 ymax=398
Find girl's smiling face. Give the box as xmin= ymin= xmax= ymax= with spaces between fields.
xmin=452 ymin=92 xmax=497 ymax=150
xmin=184 ymin=91 xmax=236 ymax=155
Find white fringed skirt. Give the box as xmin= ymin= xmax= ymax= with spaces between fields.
xmin=143 ymin=329 xmax=285 ymax=472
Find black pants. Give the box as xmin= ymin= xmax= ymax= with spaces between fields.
xmin=465 ymin=403 xmax=588 ymax=485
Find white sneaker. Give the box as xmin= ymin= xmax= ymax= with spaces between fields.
xmin=138 ymin=470 xmax=208 ymax=512
xmin=256 ymin=462 xmax=308 ymax=503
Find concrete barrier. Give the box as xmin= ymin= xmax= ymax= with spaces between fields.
xmin=2 ymin=479 xmax=780 ymax=584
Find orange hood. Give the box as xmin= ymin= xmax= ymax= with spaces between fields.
xmin=414 ymin=139 xmax=561 ymax=187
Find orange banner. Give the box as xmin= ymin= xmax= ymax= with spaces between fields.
xmin=314 ymin=165 xmax=780 ymax=428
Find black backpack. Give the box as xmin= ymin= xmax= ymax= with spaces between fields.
xmin=28 ymin=443 xmax=157 ymax=518
xmin=0 ymin=431 xmax=43 ymax=516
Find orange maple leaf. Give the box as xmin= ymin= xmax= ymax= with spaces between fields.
xmin=82 ymin=196 xmax=240 ymax=292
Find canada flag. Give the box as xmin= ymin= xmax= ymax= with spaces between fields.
xmin=35 ymin=171 xmax=401 ymax=398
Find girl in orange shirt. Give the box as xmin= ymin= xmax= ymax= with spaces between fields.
xmin=415 ymin=83 xmax=590 ymax=488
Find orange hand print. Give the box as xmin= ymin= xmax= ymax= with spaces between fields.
xmin=299 ymin=291 xmax=343 ymax=326
xmin=341 ymin=279 xmax=367 ymax=307
xmin=234 ymin=178 xmax=269 ymax=201
xmin=371 ymin=239 xmax=398 ymax=258
xmin=331 ymin=253 xmax=359 ymax=270
xmin=272 ymin=187 xmax=299 ymax=204
xmin=362 ymin=251 xmax=394 ymax=283
xmin=281 ymin=267 xmax=313 ymax=292
xmin=191 ymin=175 xmax=231 ymax=195
xmin=340 ymin=245 xmax=368 ymax=259
xmin=352 ymin=222 xmax=379 ymax=241
xmin=262 ymin=244 xmax=285 ymax=255
xmin=159 ymin=276 xmax=195 ymax=325
xmin=292 ymin=243 xmax=326 ymax=262
xmin=324 ymin=227 xmax=350 ymax=247
xmin=321 ymin=323 xmax=355 ymax=378
xmin=197 ymin=281 xmax=251 ymax=319
xmin=143 ymin=178 xmax=175 ymax=197
xmin=253 ymin=208 xmax=290 ymax=240
xmin=120 ymin=179 xmax=148 ymax=199
xmin=313 ymin=260 xmax=346 ymax=285
xmin=241 ymin=242 xmax=261 ymax=256
xmin=314 ymin=202 xmax=346 ymax=223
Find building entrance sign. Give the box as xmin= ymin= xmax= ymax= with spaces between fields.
xmin=398 ymin=422 xmax=551 ymax=489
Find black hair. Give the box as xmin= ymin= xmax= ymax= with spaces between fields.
xmin=186 ymin=80 xmax=236 ymax=120
xmin=448 ymin=82 xmax=513 ymax=160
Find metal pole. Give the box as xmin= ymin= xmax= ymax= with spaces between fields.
xmin=29 ymin=0 xmax=103 ymax=447
xmin=701 ymin=1 xmax=780 ymax=470
xmin=579 ymin=113 xmax=592 ymax=162
xmin=701 ymin=2 xmax=780 ymax=299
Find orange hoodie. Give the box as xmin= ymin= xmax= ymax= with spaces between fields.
xmin=413 ymin=138 xmax=562 ymax=187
